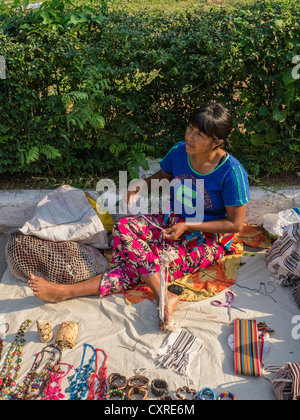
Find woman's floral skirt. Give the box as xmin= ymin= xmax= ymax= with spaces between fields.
xmin=99 ymin=214 xmax=227 ymax=298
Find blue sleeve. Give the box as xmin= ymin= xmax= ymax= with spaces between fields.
xmin=160 ymin=142 xmax=182 ymax=176
xmin=222 ymin=164 xmax=250 ymax=206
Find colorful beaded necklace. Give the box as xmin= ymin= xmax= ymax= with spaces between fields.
xmin=67 ymin=343 xmax=97 ymax=400
xmin=10 ymin=345 xmax=62 ymax=400
xmin=87 ymin=348 xmax=108 ymax=401
xmin=0 ymin=319 xmax=32 ymax=400
xmin=42 ymin=362 xmax=73 ymax=401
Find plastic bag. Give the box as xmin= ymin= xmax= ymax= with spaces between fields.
xmin=263 ymin=208 xmax=300 ymax=237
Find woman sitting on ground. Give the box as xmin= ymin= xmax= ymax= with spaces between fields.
xmin=28 ymin=103 xmax=249 ymax=329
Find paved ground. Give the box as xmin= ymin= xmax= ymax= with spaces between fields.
xmin=0 ymin=226 xmax=18 ymax=280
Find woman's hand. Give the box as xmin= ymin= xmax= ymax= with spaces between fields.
xmin=163 ymin=222 xmax=187 ymax=241
xmin=126 ymin=187 xmax=141 ymax=208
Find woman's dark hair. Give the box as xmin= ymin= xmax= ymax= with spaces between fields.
xmin=189 ymin=103 xmax=233 ymax=153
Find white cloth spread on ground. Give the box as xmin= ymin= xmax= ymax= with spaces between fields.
xmin=0 ymin=251 xmax=300 ymax=400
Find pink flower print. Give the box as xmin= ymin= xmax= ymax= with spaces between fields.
xmin=181 ymin=261 xmax=189 ymax=272
xmin=152 ymin=229 xmax=161 ymax=240
xmin=138 ymin=266 xmax=150 ymax=276
xmin=145 ymin=252 xmax=157 ymax=263
xmin=190 ymin=250 xmax=198 ymax=261
xmin=132 ymin=239 xmax=143 ymax=251
xmin=99 ymin=284 xmax=112 ymax=297
xmin=173 ymin=270 xmax=183 ymax=280
xmin=178 ymin=246 xmax=187 ymax=257
xmin=127 ymin=251 xmax=137 ymax=262
xmin=118 ymin=224 xmax=130 ymax=235
xmin=142 ymin=225 xmax=150 ymax=236
xmin=119 ymin=218 xmax=129 ymax=225
xmin=113 ymin=235 xmax=122 ymax=249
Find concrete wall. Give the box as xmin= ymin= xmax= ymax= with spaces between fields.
xmin=0 ymin=186 xmax=299 ymax=228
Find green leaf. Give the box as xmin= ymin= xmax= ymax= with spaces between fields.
xmin=26 ymin=146 xmax=39 ymax=164
xmin=40 ymin=145 xmax=61 ymax=160
xmin=68 ymin=13 xmax=87 ymax=26
xmin=274 ymin=19 xmax=284 ymax=28
xmin=40 ymin=11 xmax=51 ymax=25
xmin=273 ymin=108 xmax=287 ymax=123
xmin=258 ymin=105 xmax=268 ymax=117
xmin=282 ymin=68 xmax=296 ymax=87
xmin=250 ymin=134 xmax=265 ymax=146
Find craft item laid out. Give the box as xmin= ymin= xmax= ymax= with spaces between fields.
xmin=108 ymin=372 xmax=127 ymax=390
xmin=42 ymin=362 xmax=73 ymax=401
xmin=92 ymin=349 xmax=108 ymax=401
xmin=127 ymin=387 xmax=148 ymax=400
xmin=54 ymin=321 xmax=79 ymax=351
xmin=66 ymin=344 xmax=108 ymax=401
xmin=0 ymin=319 xmax=32 ymax=400
xmin=264 ymin=362 xmax=300 ymax=401
xmin=217 ymin=391 xmax=236 ymax=400
xmin=294 ymin=283 xmax=300 ymax=308
xmin=67 ymin=343 xmax=97 ymax=400
xmin=0 ymin=317 xmax=9 ymax=339
xmin=234 ymin=319 xmax=266 ymax=377
xmin=151 ymin=378 xmax=169 ymax=397
xmin=9 ymin=345 xmax=62 ymax=400
xmin=128 ymin=375 xmax=149 ymax=389
xmin=106 ymin=388 xmax=126 ymax=400
xmin=36 ymin=320 xmax=53 ymax=343
xmin=211 ymin=290 xmax=246 ymax=321
xmin=176 ymin=385 xmax=197 ymax=400
xmin=197 ymin=387 xmax=216 ymax=400
xmin=0 ymin=318 xmax=9 ymax=363
xmin=138 ymin=329 xmax=204 ymax=384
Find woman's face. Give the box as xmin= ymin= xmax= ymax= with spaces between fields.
xmin=185 ymin=124 xmax=222 ymax=155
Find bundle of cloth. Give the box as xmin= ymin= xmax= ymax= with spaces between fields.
xmin=265 ymin=222 xmax=300 ymax=308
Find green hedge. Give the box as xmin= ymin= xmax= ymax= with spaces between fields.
xmin=0 ymin=0 xmax=299 ymax=181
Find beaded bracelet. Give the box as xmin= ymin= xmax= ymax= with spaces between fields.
xmin=127 ymin=387 xmax=148 ymax=400
xmin=128 ymin=375 xmax=149 ymax=389
xmin=108 ymin=373 xmax=127 ymax=390
xmin=151 ymin=378 xmax=169 ymax=397
xmin=176 ymin=386 xmax=197 ymax=400
xmin=197 ymin=387 xmax=216 ymax=400
xmin=217 ymin=391 xmax=236 ymax=400
xmin=106 ymin=388 xmax=126 ymax=400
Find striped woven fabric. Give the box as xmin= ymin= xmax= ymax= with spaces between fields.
xmin=288 ymin=363 xmax=300 ymax=400
xmin=234 ymin=319 xmax=264 ymax=377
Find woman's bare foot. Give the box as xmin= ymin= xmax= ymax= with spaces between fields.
xmin=159 ymin=290 xmax=180 ymax=330
xmin=28 ymin=274 xmax=102 ymax=303
xmin=140 ymin=273 xmax=180 ymax=330
xmin=28 ymin=275 xmax=70 ymax=302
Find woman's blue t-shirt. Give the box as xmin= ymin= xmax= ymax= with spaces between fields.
xmin=160 ymin=141 xmax=249 ymax=223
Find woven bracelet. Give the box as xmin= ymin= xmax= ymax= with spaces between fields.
xmin=176 ymin=386 xmax=197 ymax=400
xmin=128 ymin=375 xmax=149 ymax=389
xmin=151 ymin=379 xmax=168 ymax=397
xmin=127 ymin=387 xmax=148 ymax=400
xmin=217 ymin=391 xmax=236 ymax=400
xmin=108 ymin=373 xmax=127 ymax=390
xmin=197 ymin=387 xmax=216 ymax=400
